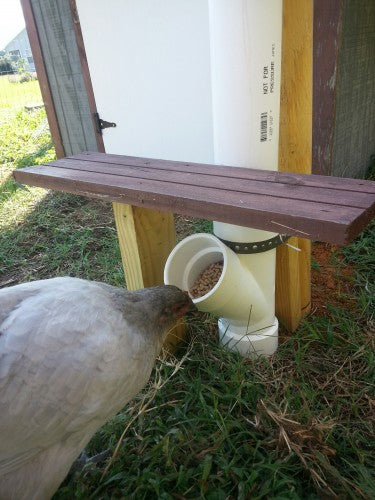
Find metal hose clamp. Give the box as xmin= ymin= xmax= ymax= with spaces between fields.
xmin=215 ymin=234 xmax=290 ymax=254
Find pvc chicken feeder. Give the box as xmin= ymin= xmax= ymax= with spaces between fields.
xmin=164 ymin=233 xmax=278 ymax=357
xmin=165 ymin=0 xmax=282 ymax=358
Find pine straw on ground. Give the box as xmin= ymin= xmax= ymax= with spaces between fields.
xmin=56 ymin=304 xmax=374 ymax=499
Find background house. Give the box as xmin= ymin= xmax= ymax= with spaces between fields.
xmin=3 ymin=27 xmax=35 ymax=72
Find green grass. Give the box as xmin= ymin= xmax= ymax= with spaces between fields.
xmin=1 ymin=77 xmax=375 ymax=499
xmin=0 ymin=75 xmax=41 ymax=117
xmin=0 ymin=78 xmax=124 ymax=286
xmin=55 ymin=303 xmax=374 ymax=499
xmin=0 ymin=190 xmax=126 ymax=286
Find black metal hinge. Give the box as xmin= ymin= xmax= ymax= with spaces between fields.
xmin=93 ymin=112 xmax=116 ymax=135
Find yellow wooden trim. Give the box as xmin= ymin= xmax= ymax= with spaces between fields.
xmin=276 ymin=0 xmax=313 ymax=330
xmin=298 ymin=239 xmax=312 ymax=317
xmin=113 ymin=203 xmax=144 ymax=289
xmin=113 ymin=202 xmax=186 ymax=348
xmin=276 ymin=238 xmax=301 ymax=332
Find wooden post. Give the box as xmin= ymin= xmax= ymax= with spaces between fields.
xmin=276 ymin=0 xmax=313 ymax=330
xmin=113 ymin=203 xmax=186 ymax=350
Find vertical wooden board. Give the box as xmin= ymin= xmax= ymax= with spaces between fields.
xmin=278 ymin=0 xmax=313 ymax=173
xmin=69 ymin=0 xmax=105 ymax=153
xmin=132 ymin=206 xmax=176 ymax=288
xmin=113 ymin=203 xmax=144 ymax=290
xmin=276 ymin=0 xmax=312 ymax=331
xmin=21 ymin=0 xmax=65 ymax=158
xmin=276 ymin=238 xmax=301 ymax=332
xmin=331 ymin=0 xmax=375 ymax=179
xmin=27 ymin=0 xmax=98 ymax=156
xmin=298 ymin=239 xmax=311 ymax=315
xmin=113 ymin=204 xmax=176 ymax=289
xmin=312 ymin=0 xmax=343 ymax=176
xmin=113 ymin=203 xmax=186 ymax=349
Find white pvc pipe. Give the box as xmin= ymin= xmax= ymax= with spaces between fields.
xmin=208 ymin=0 xmax=282 ymax=355
xmin=165 ymin=1 xmax=282 ymax=357
xmin=208 ymin=0 xmax=282 ymax=169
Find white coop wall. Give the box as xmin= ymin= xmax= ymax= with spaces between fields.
xmin=76 ymin=0 xmax=214 ymax=163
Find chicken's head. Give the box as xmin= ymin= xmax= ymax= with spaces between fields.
xmin=157 ymin=285 xmax=196 ymax=325
xmin=122 ymin=284 xmax=196 ymax=339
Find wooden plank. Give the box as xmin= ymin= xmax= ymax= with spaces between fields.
xmin=68 ymin=0 xmax=105 ymax=153
xmin=71 ymin=152 xmax=375 ymax=193
xmin=14 ymin=163 xmax=374 ymax=245
xmin=21 ymin=0 xmax=65 ymax=158
xmin=113 ymin=203 xmax=144 ymax=290
xmin=43 ymin=159 xmax=375 ymax=208
xmin=16 ymin=162 xmax=374 ymax=226
xmin=276 ymin=0 xmax=313 ymax=331
xmin=25 ymin=0 xmax=99 ymax=156
xmin=14 ymin=163 xmax=374 ymax=241
xmin=298 ymin=238 xmax=311 ymax=316
xmin=275 ymin=237 xmax=302 ymax=331
xmin=312 ymin=0 xmax=343 ymax=176
xmin=113 ymin=203 xmax=185 ymax=351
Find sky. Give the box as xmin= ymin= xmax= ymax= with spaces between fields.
xmin=0 ymin=0 xmax=25 ymax=50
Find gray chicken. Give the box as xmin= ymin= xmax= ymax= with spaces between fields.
xmin=0 ymin=277 xmax=194 ymax=500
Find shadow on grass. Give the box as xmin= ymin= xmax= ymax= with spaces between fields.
xmin=2 ymin=150 xmax=214 ymax=288
xmin=15 ymin=141 xmax=54 ymax=168
xmin=1 ymin=137 xmax=126 ymax=287
xmin=1 ymin=136 xmax=54 ymax=197
xmin=0 ymin=183 xmax=125 ymax=287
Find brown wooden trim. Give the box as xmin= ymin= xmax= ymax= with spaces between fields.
xmin=312 ymin=0 xmax=343 ymax=175
xmin=20 ymin=0 xmax=65 ymax=159
xmin=68 ymin=0 xmax=105 ymax=153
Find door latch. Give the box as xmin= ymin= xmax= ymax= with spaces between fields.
xmin=93 ymin=112 xmax=116 ymax=134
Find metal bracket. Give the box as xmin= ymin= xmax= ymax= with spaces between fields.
xmin=215 ymin=234 xmax=290 ymax=254
xmin=93 ymin=112 xmax=116 ymax=135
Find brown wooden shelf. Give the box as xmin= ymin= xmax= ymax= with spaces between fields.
xmin=14 ymin=151 xmax=375 ymax=245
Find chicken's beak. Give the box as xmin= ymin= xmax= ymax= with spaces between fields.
xmin=172 ymin=292 xmax=197 ymax=318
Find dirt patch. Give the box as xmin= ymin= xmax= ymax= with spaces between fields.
xmin=311 ymin=242 xmax=357 ymax=316
xmin=174 ymin=214 xmax=199 ymax=241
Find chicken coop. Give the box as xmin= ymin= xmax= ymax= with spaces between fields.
xmin=19 ymin=0 xmax=375 ymax=348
